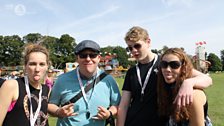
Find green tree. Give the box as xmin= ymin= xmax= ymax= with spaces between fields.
xmin=221 ymin=50 xmax=224 ymax=71
xmin=23 ymin=33 xmax=43 ymax=43
xmin=0 ymin=35 xmax=4 ymax=66
xmin=207 ymin=53 xmax=222 ymax=71
xmin=41 ymin=36 xmax=59 ymax=68
xmin=112 ymin=46 xmax=130 ymax=68
xmin=100 ymin=46 xmax=114 ymax=57
xmin=101 ymin=46 xmax=135 ymax=68
xmin=1 ymin=35 xmax=24 ymax=66
xmin=152 ymin=49 xmax=162 ymax=55
xmin=54 ymin=34 xmax=76 ymax=69
xmin=162 ymin=45 xmax=169 ymax=53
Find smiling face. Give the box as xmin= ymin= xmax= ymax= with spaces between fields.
xmin=161 ymin=54 xmax=182 ymax=84
xmin=77 ymin=49 xmax=101 ymax=78
xmin=25 ymin=52 xmax=48 ymax=86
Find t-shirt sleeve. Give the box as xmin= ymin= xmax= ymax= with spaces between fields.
xmin=48 ymin=76 xmax=63 ymax=105
xmin=107 ymin=75 xmax=121 ymax=106
xmin=122 ymin=68 xmax=133 ymax=91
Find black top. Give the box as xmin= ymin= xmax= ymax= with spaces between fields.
xmin=3 ymin=77 xmax=49 ymax=126
xmin=0 ymin=78 xmax=5 ymax=87
xmin=122 ymin=57 xmax=161 ymax=126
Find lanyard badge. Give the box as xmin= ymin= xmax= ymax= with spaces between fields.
xmin=136 ymin=54 xmax=158 ymax=102
xmin=24 ymin=76 xmax=42 ymax=126
xmin=76 ymin=67 xmax=97 ymax=119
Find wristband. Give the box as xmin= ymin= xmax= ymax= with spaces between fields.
xmin=106 ymin=110 xmax=115 ymax=125
xmin=55 ymin=107 xmax=61 ymax=117
xmin=107 ymin=110 xmax=113 ymax=119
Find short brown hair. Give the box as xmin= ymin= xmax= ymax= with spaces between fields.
xmin=125 ymin=26 xmax=149 ymax=42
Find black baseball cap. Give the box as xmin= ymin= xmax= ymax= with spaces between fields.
xmin=74 ymin=40 xmax=100 ymax=55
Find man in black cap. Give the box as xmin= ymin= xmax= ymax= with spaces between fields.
xmin=48 ymin=40 xmax=121 ymax=126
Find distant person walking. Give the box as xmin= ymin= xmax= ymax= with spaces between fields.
xmin=45 ymin=69 xmax=54 ymax=89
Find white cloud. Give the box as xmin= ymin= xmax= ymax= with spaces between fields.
xmin=52 ymin=5 xmax=120 ymax=33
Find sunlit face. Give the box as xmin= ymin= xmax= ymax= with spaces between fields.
xmin=161 ymin=54 xmax=182 ymax=84
xmin=25 ymin=52 xmax=48 ymax=85
xmin=126 ymin=40 xmax=149 ymax=62
xmin=77 ymin=49 xmax=101 ymax=78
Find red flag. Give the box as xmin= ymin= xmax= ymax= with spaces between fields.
xmin=199 ymin=42 xmax=203 ymax=45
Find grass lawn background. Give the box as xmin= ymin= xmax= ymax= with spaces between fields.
xmin=49 ymin=72 xmax=224 ymax=126
xmin=205 ymin=73 xmax=224 ymax=126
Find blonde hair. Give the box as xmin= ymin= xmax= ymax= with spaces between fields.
xmin=23 ymin=43 xmax=50 ymax=66
xmin=125 ymin=26 xmax=149 ymax=42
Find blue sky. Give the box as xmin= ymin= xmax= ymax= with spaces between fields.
xmin=0 ymin=0 xmax=223 ymax=57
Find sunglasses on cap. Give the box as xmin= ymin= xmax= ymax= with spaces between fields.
xmin=126 ymin=43 xmax=142 ymax=52
xmin=78 ymin=53 xmax=98 ymax=59
xmin=160 ymin=61 xmax=182 ymax=69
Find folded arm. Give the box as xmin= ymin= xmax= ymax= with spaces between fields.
xmin=174 ymin=69 xmax=212 ymax=107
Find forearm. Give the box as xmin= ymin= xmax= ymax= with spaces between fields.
xmin=48 ymin=103 xmax=60 ymax=117
xmin=189 ymin=69 xmax=212 ymax=89
xmin=116 ymin=91 xmax=131 ymax=126
xmin=193 ymin=75 xmax=212 ymax=89
xmin=116 ymin=105 xmax=128 ymax=126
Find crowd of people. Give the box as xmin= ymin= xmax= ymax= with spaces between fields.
xmin=0 ymin=26 xmax=213 ymax=126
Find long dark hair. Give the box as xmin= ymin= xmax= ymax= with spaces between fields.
xmin=157 ymin=48 xmax=193 ymax=122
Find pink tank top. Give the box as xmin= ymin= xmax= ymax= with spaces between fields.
xmin=8 ymin=101 xmax=17 ymax=112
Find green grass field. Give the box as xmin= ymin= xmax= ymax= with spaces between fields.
xmin=49 ymin=73 xmax=224 ymax=126
xmin=206 ymin=73 xmax=224 ymax=126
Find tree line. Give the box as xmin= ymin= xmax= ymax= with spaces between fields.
xmin=0 ymin=33 xmax=135 ymax=70
xmin=0 ymin=33 xmax=223 ymax=72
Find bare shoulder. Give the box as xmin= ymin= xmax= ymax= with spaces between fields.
xmin=0 ymin=79 xmax=19 ymax=100
xmin=1 ymin=79 xmax=18 ymax=89
xmin=192 ymin=89 xmax=206 ymax=105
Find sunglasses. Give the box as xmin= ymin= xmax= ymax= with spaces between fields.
xmin=126 ymin=43 xmax=142 ymax=52
xmin=78 ymin=53 xmax=98 ymax=59
xmin=160 ymin=61 xmax=182 ymax=69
